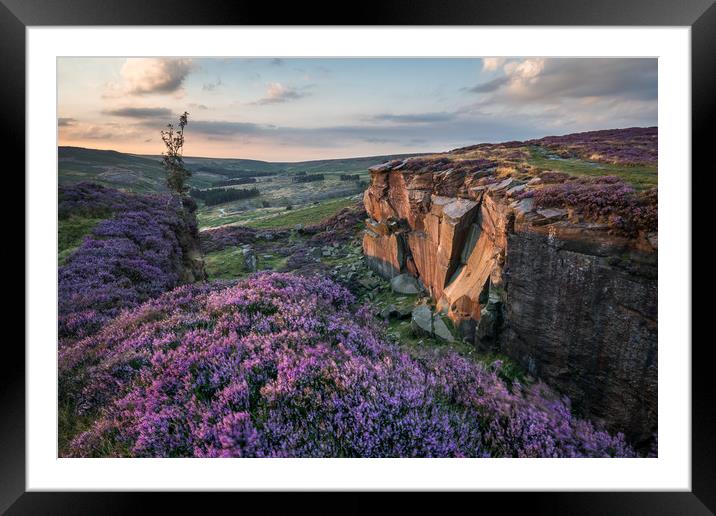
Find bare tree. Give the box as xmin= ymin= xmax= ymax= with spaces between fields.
xmin=161 ymin=111 xmax=191 ymax=195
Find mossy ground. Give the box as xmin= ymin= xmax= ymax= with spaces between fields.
xmin=204 ymin=247 xmax=249 ymax=279
xmin=526 ymin=146 xmax=657 ymax=189
xmin=199 ymin=196 xmax=359 ymax=230
xmin=246 ymin=197 xmax=358 ymax=229
xmin=204 ymin=244 xmax=291 ymax=280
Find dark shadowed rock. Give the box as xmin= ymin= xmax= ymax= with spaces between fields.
xmin=361 ymin=155 xmax=657 ymax=449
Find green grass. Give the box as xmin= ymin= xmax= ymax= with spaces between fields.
xmin=245 ymin=197 xmax=358 ymax=229
xmin=58 ymin=216 xmax=104 ymax=264
xmin=527 ymin=146 xmax=658 ymax=189
xmin=205 ymin=247 xmax=289 ymax=280
xmin=204 ymin=247 xmax=249 ymax=280
xmin=261 ymin=254 xmax=289 ymax=271
xmin=198 ymin=212 xmax=251 ymax=229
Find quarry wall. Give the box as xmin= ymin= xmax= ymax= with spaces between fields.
xmin=362 ymin=161 xmax=657 ymax=447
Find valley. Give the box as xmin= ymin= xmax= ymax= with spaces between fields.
xmin=57 ymin=127 xmax=657 ymax=458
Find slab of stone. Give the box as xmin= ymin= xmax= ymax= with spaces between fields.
xmin=536 ymin=208 xmax=568 ymax=222
xmin=442 ymin=198 xmax=479 ymax=223
xmin=512 ymin=198 xmax=535 ymax=218
xmin=391 ymin=273 xmax=420 ymax=294
xmin=368 ymin=161 xmax=394 ymax=173
xmin=488 ymin=177 xmax=514 ymax=192
xmin=432 ymin=314 xmax=455 ymax=343
xmin=410 ymin=305 xmax=433 ymax=337
xmin=506 ymin=184 xmax=527 ymax=197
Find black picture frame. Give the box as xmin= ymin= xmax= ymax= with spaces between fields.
xmin=4 ymin=0 xmax=712 ymax=513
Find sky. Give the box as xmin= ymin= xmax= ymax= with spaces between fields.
xmin=57 ymin=57 xmax=657 ymax=162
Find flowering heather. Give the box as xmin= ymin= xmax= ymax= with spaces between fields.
xmin=538 ymin=171 xmax=572 ymax=184
xmin=398 ymin=156 xmax=498 ymax=176
xmin=59 ymin=183 xmax=195 ymax=342
xmin=521 ymin=176 xmax=657 ymax=235
xmin=528 ymin=127 xmax=657 ymax=166
xmin=60 ymin=273 xmax=633 ymax=458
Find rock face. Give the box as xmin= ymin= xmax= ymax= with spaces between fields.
xmin=362 ymin=160 xmax=657 ymax=448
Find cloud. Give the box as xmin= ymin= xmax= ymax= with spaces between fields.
xmin=58 ymin=117 xmax=77 ymax=127
xmin=202 ymin=78 xmax=222 ymax=91
xmin=467 ymin=76 xmax=509 ymax=93
xmin=120 ymin=58 xmax=194 ymax=95
xmin=184 ymin=113 xmax=548 ymax=150
xmin=189 ymin=120 xmax=273 ymax=136
xmin=467 ymin=58 xmax=657 ymax=102
xmin=103 ymin=107 xmax=173 ymax=118
xmin=253 ymin=82 xmax=311 ymax=105
xmin=482 ymin=57 xmax=505 ymax=71
xmin=367 ymin=112 xmax=456 ymax=124
xmin=189 ymin=103 xmax=209 ymax=110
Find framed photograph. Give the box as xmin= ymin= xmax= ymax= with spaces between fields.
xmin=5 ymin=0 xmax=712 ymax=512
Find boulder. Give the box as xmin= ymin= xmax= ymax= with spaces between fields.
xmin=242 ymin=247 xmax=257 ymax=272
xmin=432 ymin=314 xmax=455 ymax=343
xmin=390 ymin=273 xmax=420 ymax=294
xmin=410 ymin=305 xmax=433 ymax=337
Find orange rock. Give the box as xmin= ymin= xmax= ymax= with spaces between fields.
xmin=362 ymin=227 xmax=405 ymax=279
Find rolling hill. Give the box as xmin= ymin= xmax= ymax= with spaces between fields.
xmin=58 ymin=146 xmax=422 ymax=193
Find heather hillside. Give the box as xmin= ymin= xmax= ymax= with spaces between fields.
xmin=57 ymin=127 xmax=658 ymax=458
xmin=59 ymin=273 xmax=632 ymax=458
xmin=58 ymin=183 xmax=204 ymax=343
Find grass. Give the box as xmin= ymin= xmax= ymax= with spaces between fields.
xmin=204 ymin=247 xmax=290 ymax=280
xmin=204 ymin=247 xmax=249 ymax=280
xmin=260 ymin=254 xmax=289 ymax=271
xmin=527 ymin=146 xmax=658 ymax=189
xmin=58 ymin=216 xmax=104 ymax=265
xmin=58 ymin=401 xmax=97 ymax=457
xmin=245 ymin=197 xmax=358 ymax=229
xmin=198 ymin=212 xmax=252 ymax=229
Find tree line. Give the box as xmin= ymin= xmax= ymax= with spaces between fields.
xmin=190 ymin=187 xmax=261 ymax=206
xmin=292 ymin=174 xmax=325 ymax=183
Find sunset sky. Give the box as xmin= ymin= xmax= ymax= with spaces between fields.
xmin=58 ymin=57 xmax=657 ymax=162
